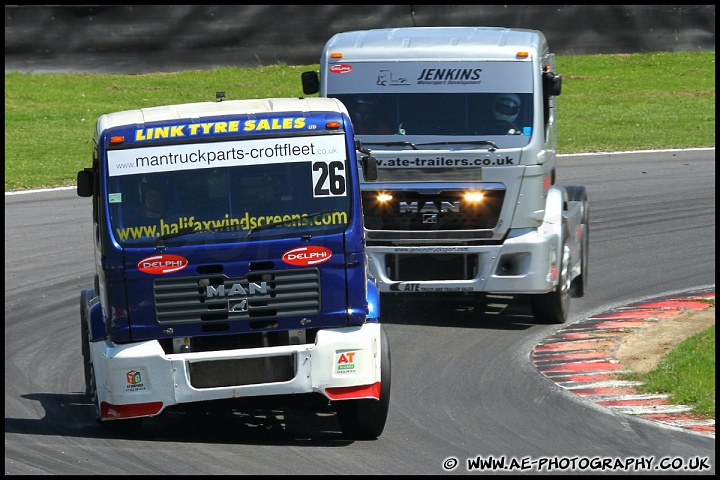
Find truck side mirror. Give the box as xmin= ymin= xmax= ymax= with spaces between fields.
xmin=301 ymin=71 xmax=320 ymax=95
xmin=543 ymin=72 xmax=562 ymax=97
xmin=355 ymin=139 xmax=377 ymax=181
xmin=77 ymin=168 xmax=94 ymax=197
xmin=361 ymin=155 xmax=378 ymax=181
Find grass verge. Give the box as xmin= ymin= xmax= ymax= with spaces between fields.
xmin=622 ymin=300 xmax=715 ymax=419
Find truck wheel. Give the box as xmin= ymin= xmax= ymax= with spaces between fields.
xmin=565 ymin=186 xmax=589 ymax=297
xmin=80 ymin=289 xmax=94 ymax=398
xmin=570 ymin=220 xmax=589 ymax=298
xmin=531 ymin=231 xmax=571 ymax=324
xmin=88 ymin=360 xmax=143 ymax=432
xmin=81 ymin=290 xmax=142 ymax=432
xmin=335 ymin=326 xmax=391 ymax=440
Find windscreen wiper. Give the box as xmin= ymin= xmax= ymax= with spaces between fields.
xmin=244 ymin=209 xmax=340 ymax=241
xmin=416 ymin=140 xmax=499 ymax=151
xmin=153 ymin=225 xmax=230 ymax=248
xmin=359 ymin=141 xmax=419 ymax=150
xmin=358 ymin=140 xmax=499 ymax=151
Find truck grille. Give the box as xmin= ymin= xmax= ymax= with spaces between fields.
xmin=153 ymin=268 xmax=320 ymax=324
xmin=361 ymin=189 xmax=504 ymax=231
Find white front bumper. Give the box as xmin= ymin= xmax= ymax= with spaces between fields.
xmin=91 ymin=323 xmax=383 ymax=419
xmin=367 ymin=227 xmax=561 ymax=294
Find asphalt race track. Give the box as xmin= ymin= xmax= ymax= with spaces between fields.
xmin=4 ymin=149 xmax=715 ymax=475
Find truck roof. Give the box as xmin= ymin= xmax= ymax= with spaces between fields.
xmin=96 ymin=96 xmax=349 ymax=133
xmin=322 ymin=26 xmax=548 ymax=61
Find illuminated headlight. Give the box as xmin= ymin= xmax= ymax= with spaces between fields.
xmin=464 ymin=191 xmax=484 ymax=202
xmin=377 ymin=193 xmax=393 ymax=203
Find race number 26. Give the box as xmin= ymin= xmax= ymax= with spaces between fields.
xmin=312 ymin=161 xmax=347 ymax=197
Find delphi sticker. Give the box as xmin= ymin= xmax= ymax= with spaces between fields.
xmin=282 ymin=246 xmax=332 ymax=266
xmin=138 ymin=254 xmax=189 ymax=274
xmin=329 ymin=64 xmax=353 ymax=74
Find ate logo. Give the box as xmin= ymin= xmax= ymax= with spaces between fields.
xmin=337 ymin=352 xmax=355 ymax=364
xmin=337 ymin=351 xmax=357 ymax=372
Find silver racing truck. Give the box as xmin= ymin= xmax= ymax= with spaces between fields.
xmin=302 ymin=26 xmax=589 ymax=324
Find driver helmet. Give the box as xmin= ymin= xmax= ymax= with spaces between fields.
xmin=138 ymin=175 xmax=168 ymax=208
xmin=354 ymin=95 xmax=377 ymax=122
xmin=493 ymin=93 xmax=521 ymax=123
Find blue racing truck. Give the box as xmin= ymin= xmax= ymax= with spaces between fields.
xmin=76 ymin=96 xmax=390 ymax=439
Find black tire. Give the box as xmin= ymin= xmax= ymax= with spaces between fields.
xmin=89 ymin=354 xmax=144 ymax=432
xmin=531 ymin=230 xmax=571 ymax=324
xmin=81 ymin=289 xmax=143 ymax=432
xmin=565 ymin=186 xmax=589 ymax=297
xmin=80 ymin=289 xmax=95 ymax=398
xmin=335 ymin=325 xmax=391 ymax=440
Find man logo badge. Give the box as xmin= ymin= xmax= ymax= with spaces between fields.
xmin=423 ymin=213 xmax=438 ymax=224
xmin=228 ymin=298 xmax=248 ymax=312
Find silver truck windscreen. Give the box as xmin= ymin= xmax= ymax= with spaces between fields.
xmin=326 ymin=61 xmax=534 ymax=139
xmin=334 ymin=92 xmax=532 ymax=138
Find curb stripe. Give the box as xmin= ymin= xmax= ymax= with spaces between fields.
xmin=531 ymin=289 xmax=715 ymax=437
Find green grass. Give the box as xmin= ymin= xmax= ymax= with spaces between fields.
xmin=622 ymin=300 xmax=716 ymax=419
xmin=4 ymin=51 xmax=716 ymax=418
xmin=557 ymin=52 xmax=715 ymax=152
